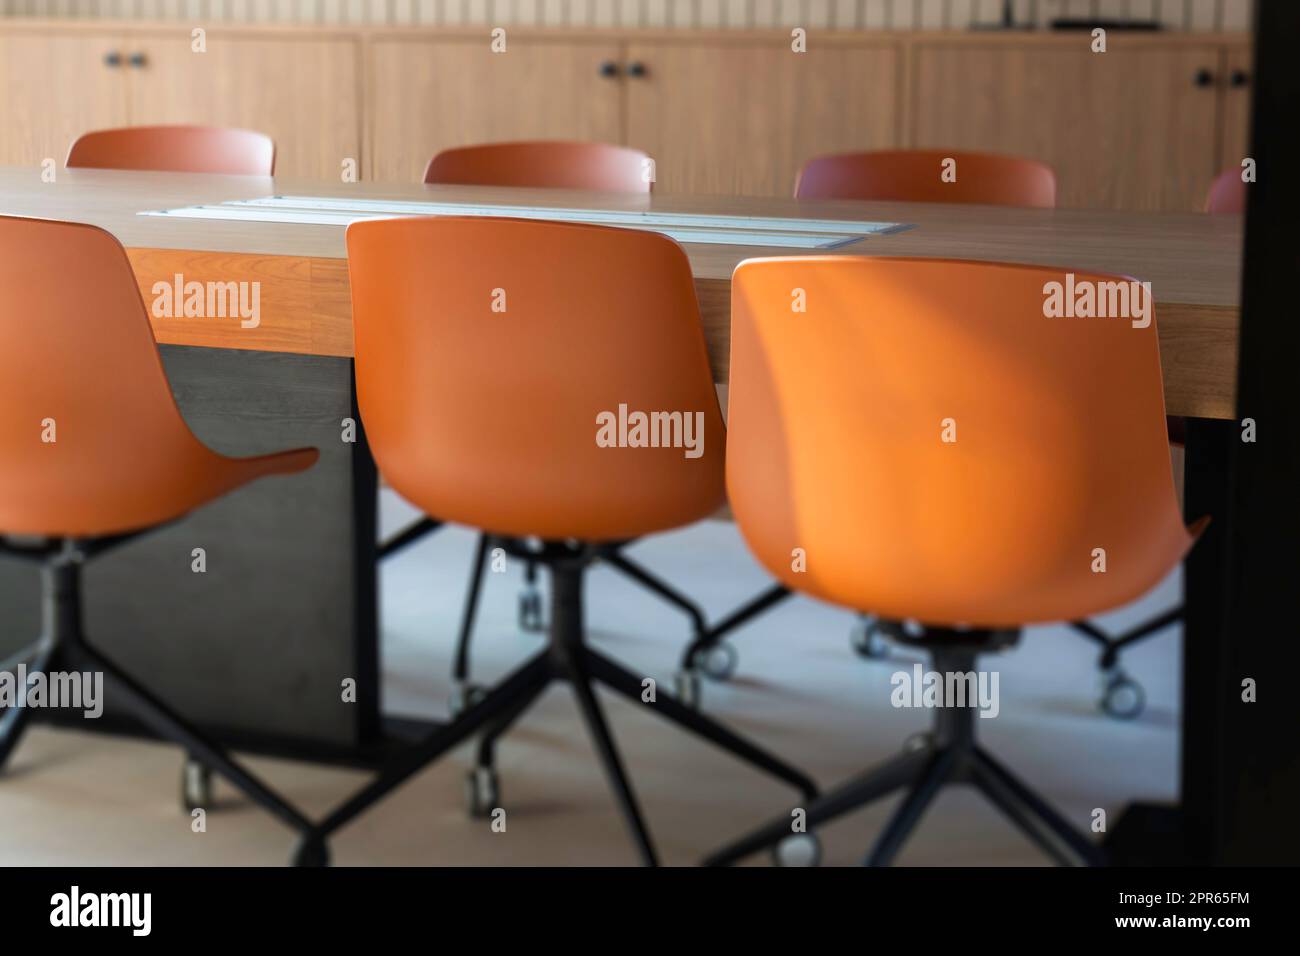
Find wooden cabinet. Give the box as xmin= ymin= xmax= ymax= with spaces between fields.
xmin=625 ymin=38 xmax=900 ymax=197
xmin=0 ymin=27 xmax=356 ymax=179
xmin=1219 ymin=42 xmax=1253 ymax=174
xmin=909 ymin=39 xmax=1223 ymax=211
xmin=0 ymin=24 xmax=1255 ymax=208
xmin=367 ymin=36 xmax=623 ymax=183
xmin=0 ymin=30 xmax=126 ymax=167
xmin=123 ymin=32 xmax=361 ymax=180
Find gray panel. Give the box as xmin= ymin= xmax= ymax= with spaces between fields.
xmin=0 ymin=345 xmax=372 ymax=749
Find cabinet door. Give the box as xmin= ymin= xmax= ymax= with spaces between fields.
xmin=124 ymin=32 xmax=361 ymax=180
xmin=367 ymin=37 xmax=624 ymax=184
xmin=909 ymin=42 xmax=1222 ymax=211
xmin=1219 ymin=43 xmax=1253 ymax=180
xmin=625 ymin=40 xmax=900 ymax=197
xmin=0 ymin=30 xmax=127 ymax=167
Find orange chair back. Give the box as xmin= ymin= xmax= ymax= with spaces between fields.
xmin=795 ymin=149 xmax=1056 ymax=208
xmin=1205 ymin=168 xmax=1247 ymax=213
xmin=726 ymin=256 xmax=1197 ymax=627
xmin=346 ymin=217 xmax=723 ymax=541
xmin=0 ymin=216 xmax=313 ymax=538
xmin=66 ymin=125 xmax=275 ymax=175
xmin=423 ymin=141 xmax=650 ymax=193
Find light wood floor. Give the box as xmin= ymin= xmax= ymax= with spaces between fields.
xmin=0 ymin=493 xmax=1181 ymax=866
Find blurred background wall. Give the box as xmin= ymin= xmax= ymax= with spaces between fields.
xmin=0 ymin=1 xmax=1257 ymax=32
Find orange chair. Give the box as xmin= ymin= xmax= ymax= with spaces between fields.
xmin=424 ymin=140 xmax=650 ymax=192
xmin=418 ymin=140 xmax=647 ymax=706
xmin=1206 ymin=167 xmax=1248 ymax=214
xmin=792 ymin=148 xmax=1185 ymax=719
xmin=290 ymin=217 xmax=817 ymax=866
xmin=64 ymin=120 xmax=277 ymax=806
xmin=795 ymin=149 xmax=1057 ymax=208
xmin=704 ymin=256 xmax=1204 ymax=867
xmin=417 ymin=140 xmax=755 ymax=713
xmin=0 ymin=216 xmax=317 ymax=847
xmin=66 ymin=124 xmax=275 ymax=175
xmin=784 ymin=148 xmax=1056 ymax=667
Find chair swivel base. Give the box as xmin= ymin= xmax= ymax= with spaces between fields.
xmin=445 ymin=529 xmax=795 ymax=713
xmin=295 ymin=541 xmax=819 ymax=867
xmin=704 ymin=632 xmax=1105 ymax=868
xmin=0 ymin=539 xmax=317 ymax=853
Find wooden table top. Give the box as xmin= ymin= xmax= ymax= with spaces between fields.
xmin=0 ymin=166 xmax=1243 ymax=418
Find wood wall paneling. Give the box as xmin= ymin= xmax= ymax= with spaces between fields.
xmin=625 ymin=38 xmax=900 ymax=196
xmin=0 ymin=23 xmax=1255 ymax=205
xmin=0 ymin=30 xmax=126 ymax=166
xmin=366 ymin=36 xmax=624 ymax=182
xmin=1218 ymin=41 xmax=1252 ymax=175
xmin=0 ymin=0 xmax=1259 ymax=30
xmin=124 ymin=32 xmax=362 ymax=179
xmin=910 ymin=41 xmax=1225 ymax=211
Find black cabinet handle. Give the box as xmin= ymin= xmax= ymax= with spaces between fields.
xmin=104 ymin=51 xmax=122 ymax=67
xmin=1230 ymin=68 xmax=1251 ymax=88
xmin=626 ymin=61 xmax=647 ymax=78
xmin=598 ymin=60 xmax=620 ymax=78
xmin=1193 ymin=67 xmax=1216 ymax=87
xmin=128 ymin=52 xmax=147 ymax=68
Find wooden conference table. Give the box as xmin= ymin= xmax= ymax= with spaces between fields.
xmin=0 ymin=168 xmax=1240 ymax=416
xmin=0 ymin=169 xmax=1242 ymax=834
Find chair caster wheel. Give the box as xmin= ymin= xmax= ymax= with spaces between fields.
xmin=674 ymin=669 xmax=703 ymax=709
xmin=771 ymin=832 xmax=822 ymax=867
xmin=1100 ymin=670 xmax=1145 ymax=719
xmin=693 ymin=641 xmax=738 ymax=682
xmin=291 ymin=833 xmax=330 ymax=867
xmin=180 ymin=757 xmax=212 ymax=813
xmin=518 ymin=586 xmax=545 ymax=633
xmin=850 ymin=614 xmax=890 ymax=659
xmin=449 ymin=682 xmax=487 ymax=717
xmin=465 ymin=766 xmax=500 ymax=818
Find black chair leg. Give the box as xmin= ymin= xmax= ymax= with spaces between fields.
xmin=705 ymin=631 xmax=1102 ymax=868
xmin=703 ymin=745 xmax=929 ymax=866
xmin=1069 ymin=607 xmax=1182 ymax=718
xmin=311 ymin=549 xmax=818 ymax=866
xmin=603 ymin=548 xmax=794 ymax=693
xmin=602 ymin=551 xmax=707 ymax=635
xmin=969 ymin=753 xmax=1075 ymax=866
xmin=568 ymin=665 xmax=659 ymax=866
xmin=452 ymin=533 xmax=492 ymax=686
xmin=63 ymin=638 xmax=315 ymax=835
xmin=863 ymin=750 xmax=957 ymax=866
xmin=970 ymin=746 xmax=1105 ymax=866
xmin=678 ymin=584 xmax=793 ymax=671
xmin=0 ymin=640 xmax=55 ymax=771
xmin=453 ymin=538 xmax=791 ymax=707
xmin=313 ymin=651 xmax=553 ymax=844
xmin=586 ymin=646 xmax=817 ymax=799
xmin=476 ymin=680 xmax=548 ymax=770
